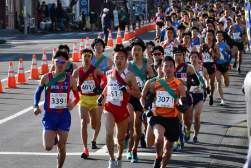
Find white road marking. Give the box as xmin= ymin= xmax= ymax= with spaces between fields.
xmin=93 ymin=32 xmax=103 ymax=34
xmin=95 ymin=145 xmax=108 ymax=154
xmin=0 ymin=101 xmax=44 ymax=125
xmin=60 ymin=33 xmax=74 ymax=36
xmin=42 ymin=46 xmax=51 ymax=49
xmin=0 ymin=152 xmax=211 ymax=157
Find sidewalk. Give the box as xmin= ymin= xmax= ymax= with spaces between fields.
xmin=0 ymin=29 xmax=26 ymax=37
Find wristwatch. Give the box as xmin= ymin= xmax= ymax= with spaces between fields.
xmin=33 ymin=105 xmax=39 ymax=108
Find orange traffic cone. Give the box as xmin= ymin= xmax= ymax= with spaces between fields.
xmin=0 ymin=76 xmax=5 ymax=93
xmin=140 ymin=20 xmax=144 ymax=34
xmin=124 ymin=25 xmax=130 ymax=41
xmin=98 ymin=33 xmax=101 ymax=39
xmin=16 ymin=58 xmax=28 ymax=85
xmin=130 ymin=23 xmax=134 ymax=38
xmin=40 ymin=51 xmax=49 ymax=74
xmin=5 ymin=61 xmax=19 ymax=89
xmin=79 ymin=39 xmax=85 ymax=59
xmin=71 ymin=41 xmax=80 ymax=62
xmin=135 ymin=21 xmax=140 ymax=36
xmin=51 ymin=47 xmax=57 ymax=65
xmin=85 ymin=37 xmax=90 ymax=49
xmin=107 ymin=30 xmax=114 ymax=47
xmin=28 ymin=55 xmax=40 ymax=80
xmin=116 ymin=27 xmax=122 ymax=44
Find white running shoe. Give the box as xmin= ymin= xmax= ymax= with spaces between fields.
xmin=220 ymin=99 xmax=226 ymax=105
xmin=246 ymin=47 xmax=250 ymax=51
xmin=108 ymin=160 xmax=117 ymax=168
xmin=116 ymin=159 xmax=122 ymax=168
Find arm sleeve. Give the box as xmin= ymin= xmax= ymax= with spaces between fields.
xmin=190 ymin=73 xmax=200 ymax=86
xmin=34 ymin=85 xmax=44 ymax=106
xmin=72 ymin=89 xmax=80 ymax=104
xmin=100 ymin=74 xmax=107 ymax=88
xmin=181 ymin=97 xmax=189 ymax=111
xmin=228 ymin=50 xmax=233 ymax=62
xmin=143 ymin=93 xmax=156 ymax=110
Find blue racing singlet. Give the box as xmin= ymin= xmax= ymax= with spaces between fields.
xmin=191 ymin=37 xmax=200 ymax=46
xmin=172 ymin=22 xmax=180 ymax=29
xmin=91 ymin=56 xmax=109 ymax=75
xmin=44 ymin=73 xmax=71 ymax=113
xmin=174 ymin=64 xmax=191 ymax=91
xmin=217 ymin=42 xmax=228 ymax=64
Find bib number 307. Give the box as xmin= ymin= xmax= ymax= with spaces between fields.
xmin=50 ymin=93 xmax=67 ymax=109
xmin=156 ymin=91 xmax=174 ymax=108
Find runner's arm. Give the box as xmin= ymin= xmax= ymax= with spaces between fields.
xmin=211 ymin=44 xmax=221 ymax=60
xmin=49 ymin=64 xmax=55 ymax=72
xmin=192 ymin=45 xmax=197 ymax=52
xmin=140 ymin=79 xmax=152 ymax=107
xmin=225 ymin=45 xmax=233 ymax=62
xmin=68 ymin=76 xmax=80 ymax=109
xmin=73 ymin=63 xmax=78 ymax=70
xmin=127 ymin=72 xmax=141 ymax=98
xmin=243 ymin=26 xmax=247 ymax=38
xmin=147 ymin=63 xmax=155 ymax=78
xmin=143 ymin=81 xmax=156 ymax=110
xmin=96 ymin=68 xmax=107 ymax=88
xmin=107 ymin=58 xmax=113 ymax=70
xmin=188 ymin=66 xmax=200 ymax=86
xmin=228 ymin=25 xmax=233 ymax=37
xmin=177 ymin=83 xmax=189 ymax=111
xmin=198 ymin=44 xmax=203 ymax=56
xmin=72 ymin=69 xmax=79 ymax=78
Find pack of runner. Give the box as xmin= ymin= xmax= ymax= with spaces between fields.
xmin=33 ymin=0 xmax=249 ymax=167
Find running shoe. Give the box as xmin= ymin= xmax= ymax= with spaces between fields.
xmin=140 ymin=133 xmax=146 ymax=148
xmin=153 ymin=158 xmax=162 ymax=168
xmin=237 ymin=67 xmax=241 ymax=73
xmin=193 ymin=136 xmax=199 ymax=143
xmin=127 ymin=150 xmax=132 ymax=160
xmin=233 ymin=61 xmax=237 ymax=68
xmin=220 ymin=99 xmax=226 ymax=106
xmin=116 ymin=159 xmax=122 ymax=168
xmin=108 ymin=160 xmax=117 ymax=168
xmin=184 ymin=127 xmax=190 ymax=142
xmin=124 ymin=136 xmax=129 ymax=149
xmin=247 ymin=47 xmax=250 ymax=51
xmin=172 ymin=141 xmax=181 ymax=151
xmin=54 ymin=133 xmax=58 ymax=146
xmin=81 ymin=149 xmax=89 ymax=159
xmin=91 ymin=141 xmax=97 ymax=149
xmin=243 ymin=50 xmax=246 ymax=54
xmin=131 ymin=152 xmax=138 ymax=163
xmin=209 ymin=96 xmax=214 ymax=106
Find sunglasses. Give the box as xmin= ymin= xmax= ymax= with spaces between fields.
xmin=227 ymin=21 xmax=231 ymax=23
xmin=152 ymin=53 xmax=163 ymax=56
xmin=191 ymin=20 xmax=197 ymax=22
xmin=172 ymin=16 xmax=177 ymax=18
xmin=236 ymin=18 xmax=241 ymax=20
xmin=56 ymin=60 xmax=67 ymax=64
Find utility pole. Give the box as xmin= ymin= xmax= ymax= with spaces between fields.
xmin=24 ymin=0 xmax=27 ymax=34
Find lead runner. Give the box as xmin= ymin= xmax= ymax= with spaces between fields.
xmin=33 ymin=51 xmax=79 ymax=168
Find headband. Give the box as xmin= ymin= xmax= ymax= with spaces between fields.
xmin=114 ymin=51 xmax=127 ymax=57
xmin=167 ymin=30 xmax=174 ymax=33
xmin=82 ymin=52 xmax=93 ymax=56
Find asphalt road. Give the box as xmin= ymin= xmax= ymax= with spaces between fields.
xmin=0 ymin=30 xmax=249 ymax=168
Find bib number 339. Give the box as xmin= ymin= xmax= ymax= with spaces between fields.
xmin=50 ymin=93 xmax=67 ymax=109
xmin=156 ymin=91 xmax=174 ymax=108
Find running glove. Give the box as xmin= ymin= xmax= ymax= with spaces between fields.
xmin=93 ymin=86 xmax=103 ymax=95
xmin=117 ymin=82 xmax=127 ymax=92
xmin=96 ymin=94 xmax=104 ymax=106
xmin=176 ymin=104 xmax=186 ymax=114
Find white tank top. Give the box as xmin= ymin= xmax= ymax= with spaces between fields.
xmin=185 ymin=45 xmax=192 ymax=63
xmin=106 ymin=69 xmax=130 ymax=106
xmin=190 ymin=66 xmax=203 ymax=93
xmin=163 ymin=40 xmax=175 ymax=57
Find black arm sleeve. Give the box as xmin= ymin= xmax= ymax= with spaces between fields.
xmin=181 ymin=97 xmax=189 ymax=111
xmin=143 ymin=92 xmax=156 ymax=110
xmin=190 ymin=73 xmax=200 ymax=86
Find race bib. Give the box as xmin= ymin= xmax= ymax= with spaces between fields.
xmin=195 ymin=45 xmax=200 ymax=52
xmin=81 ymin=80 xmax=95 ymax=94
xmin=107 ymin=86 xmax=123 ymax=102
xmin=164 ymin=48 xmax=173 ymax=57
xmin=220 ymin=52 xmax=225 ymax=60
xmin=156 ymin=91 xmax=174 ymax=108
xmin=136 ymin=76 xmax=144 ymax=89
xmin=233 ymin=32 xmax=241 ymax=40
xmin=217 ymin=14 xmax=220 ymax=19
xmin=50 ymin=93 xmax=67 ymax=109
xmin=203 ymin=52 xmax=214 ymax=62
xmin=185 ymin=53 xmax=190 ymax=63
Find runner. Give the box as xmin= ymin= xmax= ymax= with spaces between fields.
xmin=181 ymin=13 xmax=191 ymax=30
xmin=72 ymin=49 xmax=107 ymax=159
xmin=96 ymin=44 xmax=141 ymax=168
xmin=225 ymin=18 xmax=232 ymax=33
xmin=171 ymin=13 xmax=180 ymax=29
xmin=34 ymin=51 xmax=79 ymax=168
xmin=90 ymin=38 xmax=113 ymax=149
xmin=144 ymin=56 xmax=189 ymax=167
xmin=229 ymin=14 xmax=247 ymax=73
xmin=126 ymin=37 xmax=154 ymax=162
xmin=219 ymin=6 xmax=234 ymax=27
xmin=181 ymin=31 xmax=197 ymax=63
xmin=191 ymin=27 xmax=202 ymax=52
xmin=189 ymin=51 xmax=209 ymax=143
xmin=215 ymin=31 xmax=233 ymax=105
xmin=155 ymin=6 xmax=166 ymax=41
xmin=172 ymin=45 xmax=200 ymax=150
xmin=241 ymin=12 xmax=250 ymax=52
xmin=145 ymin=41 xmax=156 ymax=63
xmin=176 ymin=24 xmax=186 ymax=43
xmin=159 ymin=17 xmax=176 ymax=42
xmin=199 ymin=29 xmax=221 ymax=106
xmin=162 ymin=27 xmax=179 ymax=57
xmin=150 ymin=46 xmax=165 ymax=77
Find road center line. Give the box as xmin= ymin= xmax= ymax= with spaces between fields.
xmin=0 ymin=101 xmax=44 ymax=125
xmin=0 ymin=152 xmax=211 ymax=157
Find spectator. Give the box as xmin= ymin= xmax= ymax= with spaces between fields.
xmin=37 ymin=4 xmax=44 ymax=29
xmin=56 ymin=3 xmax=64 ymax=30
xmin=81 ymin=10 xmax=86 ymax=30
xmin=89 ymin=8 xmax=97 ymax=31
xmin=50 ymin=3 xmax=57 ymax=31
xmin=41 ymin=1 xmax=49 ymax=19
xmin=102 ymin=8 xmax=111 ymax=45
